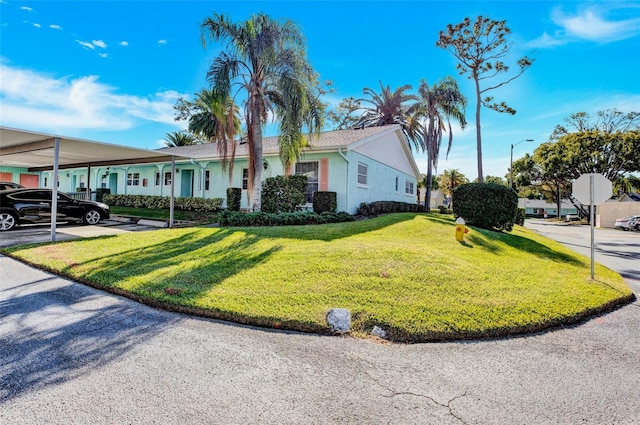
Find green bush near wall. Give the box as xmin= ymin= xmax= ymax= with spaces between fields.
xmin=218 ymin=210 xmax=354 ymax=227
xmin=103 ymin=194 xmax=223 ymax=212
xmin=312 ymin=191 xmax=337 ymax=213
xmin=261 ymin=175 xmax=308 ymax=213
xmin=226 ymin=188 xmax=242 ymax=211
xmin=356 ymin=201 xmax=425 ymax=216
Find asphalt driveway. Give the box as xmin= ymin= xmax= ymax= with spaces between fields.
xmin=1 ymin=220 xmax=639 ymax=424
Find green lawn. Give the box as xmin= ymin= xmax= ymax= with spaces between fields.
xmin=3 ymin=213 xmax=633 ymax=342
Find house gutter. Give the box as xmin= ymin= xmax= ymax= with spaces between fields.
xmin=338 ymin=148 xmax=349 ymax=214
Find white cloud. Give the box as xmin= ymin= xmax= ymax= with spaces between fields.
xmin=0 ymin=62 xmax=185 ymax=132
xmin=76 ymin=40 xmax=95 ymax=50
xmin=119 ymin=41 xmax=128 ymax=47
xmin=530 ymin=5 xmax=640 ymax=48
xmin=20 ymin=6 xmax=33 ymax=11
xmin=32 ymin=23 xmax=40 ymax=28
xmin=49 ymin=24 xmax=62 ymax=30
xmin=92 ymin=40 xmax=107 ymax=49
xmin=158 ymin=39 xmax=167 ymax=45
xmin=98 ymin=53 xmax=109 ymax=58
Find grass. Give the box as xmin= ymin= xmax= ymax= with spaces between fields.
xmin=110 ymin=206 xmax=219 ymax=223
xmin=2 ymin=213 xmax=634 ymax=342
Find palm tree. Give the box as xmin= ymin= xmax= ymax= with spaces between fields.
xmin=356 ymin=81 xmax=422 ymax=151
xmin=164 ymin=131 xmax=197 ymax=147
xmin=438 ymin=169 xmax=469 ymax=205
xmin=410 ymin=77 xmax=467 ymax=210
xmin=200 ymin=13 xmax=324 ymax=210
xmin=187 ymin=88 xmax=241 ymax=175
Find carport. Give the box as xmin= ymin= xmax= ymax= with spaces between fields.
xmin=0 ymin=126 xmax=187 ymax=241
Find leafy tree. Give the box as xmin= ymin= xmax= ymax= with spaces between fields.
xmin=436 ymin=16 xmax=534 ymax=183
xmin=174 ymin=88 xmax=241 ymax=175
xmin=409 ymin=77 xmax=467 ymax=210
xmin=326 ymin=97 xmax=362 ymax=130
xmin=201 ymin=13 xmax=324 ymax=210
xmin=482 ymin=176 xmax=507 ymax=185
xmin=355 ymin=81 xmax=422 ymax=150
xmin=164 ymin=131 xmax=198 ymax=147
xmin=550 ymin=109 xmax=640 ymax=140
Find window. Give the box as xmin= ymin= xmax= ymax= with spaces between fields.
xmin=395 ymin=176 xmax=399 ymax=192
xmin=357 ymin=163 xmax=368 ymax=186
xmin=295 ymin=161 xmax=319 ymax=203
xmin=242 ymin=168 xmax=249 ymax=190
xmin=405 ymin=180 xmax=414 ymax=195
xmin=155 ymin=172 xmax=160 ymax=186
xmin=127 ymin=172 xmax=140 ymax=187
xmin=79 ymin=175 xmax=86 ymax=189
xmin=44 ymin=177 xmax=49 ymax=187
xmin=205 ymin=170 xmax=210 ymax=191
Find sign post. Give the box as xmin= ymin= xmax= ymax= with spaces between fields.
xmin=572 ymin=174 xmax=613 ymax=279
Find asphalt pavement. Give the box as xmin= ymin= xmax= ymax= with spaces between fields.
xmin=1 ymin=219 xmax=639 ymax=424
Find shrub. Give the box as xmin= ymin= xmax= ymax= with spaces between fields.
xmin=218 ymin=210 xmax=355 ymax=227
xmin=226 ymin=187 xmax=241 ymax=211
xmin=102 ymin=194 xmax=223 ymax=212
xmin=356 ymin=201 xmax=425 ymax=216
xmin=437 ymin=205 xmax=453 ymax=214
xmin=313 ymin=191 xmax=337 ymax=214
xmin=515 ymin=208 xmax=525 ymax=226
xmin=452 ymin=183 xmax=518 ymax=231
xmin=261 ymin=175 xmax=308 ymax=213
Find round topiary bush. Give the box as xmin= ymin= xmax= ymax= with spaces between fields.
xmin=452 ymin=183 xmax=518 ymax=231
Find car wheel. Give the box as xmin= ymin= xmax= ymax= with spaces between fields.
xmin=0 ymin=212 xmax=18 ymax=231
xmin=82 ymin=209 xmax=102 ymax=225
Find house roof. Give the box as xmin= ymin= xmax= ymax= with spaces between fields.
xmin=519 ymin=198 xmax=577 ymax=209
xmin=159 ymin=125 xmax=405 ymax=159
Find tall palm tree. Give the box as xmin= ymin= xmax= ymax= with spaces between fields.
xmin=187 ymin=88 xmax=241 ymax=176
xmin=164 ymin=131 xmax=197 ymax=147
xmin=356 ymin=81 xmax=422 ymax=151
xmin=200 ymin=13 xmax=324 ymax=210
xmin=410 ymin=77 xmax=467 ymax=209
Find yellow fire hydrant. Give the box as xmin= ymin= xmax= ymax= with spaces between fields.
xmin=455 ymin=217 xmax=468 ymax=242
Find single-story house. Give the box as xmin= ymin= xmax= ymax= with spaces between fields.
xmin=417 ymin=188 xmax=447 ymax=210
xmin=1 ymin=125 xmax=421 ymax=214
xmin=518 ymin=198 xmax=578 ymax=218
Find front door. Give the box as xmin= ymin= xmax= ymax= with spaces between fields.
xmin=109 ymin=173 xmax=118 ymax=194
xmin=181 ymin=170 xmax=193 ymax=197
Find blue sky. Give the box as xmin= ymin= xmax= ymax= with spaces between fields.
xmin=1 ymin=0 xmax=639 ymax=181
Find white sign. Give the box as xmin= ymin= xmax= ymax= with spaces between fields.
xmin=572 ymin=173 xmax=612 ymax=205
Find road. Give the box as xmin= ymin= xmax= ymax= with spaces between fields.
xmin=1 ymin=220 xmax=639 ymax=424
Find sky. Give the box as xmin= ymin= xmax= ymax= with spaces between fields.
xmin=1 ymin=0 xmax=639 ymax=181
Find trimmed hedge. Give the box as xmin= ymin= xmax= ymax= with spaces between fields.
xmin=218 ymin=210 xmax=355 ymax=227
xmin=356 ymin=201 xmax=425 ymax=216
xmin=313 ymin=191 xmax=337 ymax=213
xmin=226 ymin=188 xmax=241 ymax=211
xmin=103 ymin=194 xmax=223 ymax=212
xmin=452 ymin=183 xmax=518 ymax=231
xmin=262 ymin=175 xmax=308 ymax=213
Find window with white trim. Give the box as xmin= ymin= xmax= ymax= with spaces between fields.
xmin=205 ymin=170 xmax=210 ymax=191
xmin=127 ymin=172 xmax=140 ymax=187
xmin=163 ymin=172 xmax=172 ymax=186
xmin=295 ymin=161 xmax=319 ymax=203
xmin=357 ymin=162 xmax=368 ymax=186
xmin=405 ymin=180 xmax=414 ymax=195
xmin=395 ymin=176 xmax=399 ymax=192
xmin=242 ymin=168 xmax=249 ymax=190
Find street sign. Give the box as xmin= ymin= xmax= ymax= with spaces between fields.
xmin=571 ymin=173 xmax=613 ymax=280
xmin=572 ymin=173 xmax=612 ymax=205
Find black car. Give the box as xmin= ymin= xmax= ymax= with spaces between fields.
xmin=0 ymin=181 xmax=24 ymax=190
xmin=0 ymin=188 xmax=110 ymax=231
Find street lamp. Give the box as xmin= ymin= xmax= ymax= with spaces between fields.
xmin=510 ymin=139 xmax=534 ymax=189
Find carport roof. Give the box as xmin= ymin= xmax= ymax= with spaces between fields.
xmin=0 ymin=126 xmax=185 ymax=171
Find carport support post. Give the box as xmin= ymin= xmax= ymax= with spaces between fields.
xmin=589 ymin=175 xmax=595 ymax=280
xmin=169 ymin=156 xmax=175 ymax=228
xmin=51 ymin=137 xmax=60 ymax=242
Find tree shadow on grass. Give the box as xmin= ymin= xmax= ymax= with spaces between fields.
xmin=0 ymin=277 xmax=176 ymax=403
xmin=466 ymin=227 xmax=583 ymax=266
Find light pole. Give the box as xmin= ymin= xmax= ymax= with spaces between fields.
xmin=510 ymin=139 xmax=534 ymax=189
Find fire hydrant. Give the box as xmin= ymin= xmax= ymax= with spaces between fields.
xmin=455 ymin=217 xmax=469 ymax=242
